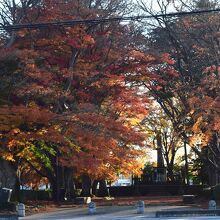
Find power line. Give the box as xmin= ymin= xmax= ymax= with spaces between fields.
xmin=1 ymin=8 xmax=220 ymax=31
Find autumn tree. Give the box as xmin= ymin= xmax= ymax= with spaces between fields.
xmin=189 ymin=66 xmax=220 ymax=185
xmin=142 ymin=106 xmax=183 ymax=181
xmin=136 ymin=0 xmax=220 ymax=185
xmin=0 ymin=0 xmax=154 ymax=200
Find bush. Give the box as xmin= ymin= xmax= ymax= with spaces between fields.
xmin=20 ymin=189 xmax=52 ymax=201
xmin=0 ymin=202 xmax=16 ymax=212
xmin=203 ymin=184 xmax=220 ymax=200
xmin=202 ymin=187 xmax=212 ymax=199
xmin=213 ymin=184 xmax=220 ymax=200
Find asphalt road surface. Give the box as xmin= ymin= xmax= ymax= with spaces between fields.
xmin=20 ymin=206 xmax=220 ymax=220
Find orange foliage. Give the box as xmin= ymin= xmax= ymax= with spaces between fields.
xmin=0 ymin=0 xmax=159 ymax=183
xmin=189 ymin=67 xmax=220 ymax=147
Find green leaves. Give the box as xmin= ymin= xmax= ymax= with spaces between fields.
xmin=29 ymin=141 xmax=56 ymax=170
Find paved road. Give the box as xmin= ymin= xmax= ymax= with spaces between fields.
xmin=20 ymin=206 xmax=220 ymax=220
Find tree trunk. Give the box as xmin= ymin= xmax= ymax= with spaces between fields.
xmin=81 ymin=175 xmax=92 ymax=196
xmin=97 ymin=180 xmax=109 ymax=197
xmin=92 ymin=180 xmax=99 ymax=196
xmin=167 ymin=166 xmax=175 ymax=182
xmin=64 ymin=167 xmax=75 ymax=200
xmin=167 ymin=148 xmax=177 ymax=182
xmin=208 ymin=166 xmax=219 ymax=186
xmin=50 ymin=179 xmax=58 ymax=202
xmin=133 ymin=177 xmax=141 ymax=196
xmin=14 ymin=176 xmax=21 ymax=202
xmin=50 ymin=166 xmax=63 ymax=202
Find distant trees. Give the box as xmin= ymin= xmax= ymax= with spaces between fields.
xmin=142 ymin=107 xmax=183 ymax=182
xmin=137 ymin=0 xmax=220 ymax=185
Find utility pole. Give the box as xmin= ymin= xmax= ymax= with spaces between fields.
xmin=184 ymin=138 xmax=189 ymax=185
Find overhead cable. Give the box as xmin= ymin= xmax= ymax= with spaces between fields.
xmin=1 ymin=8 xmax=220 ymax=31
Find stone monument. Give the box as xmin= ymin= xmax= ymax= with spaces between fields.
xmin=88 ymin=202 xmax=96 ymax=214
xmin=153 ymin=133 xmax=167 ymax=183
xmin=208 ymin=200 xmax=216 ymax=210
xmin=136 ymin=200 xmax=145 ymax=214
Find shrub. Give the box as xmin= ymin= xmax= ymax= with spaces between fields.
xmin=213 ymin=184 xmax=220 ymax=200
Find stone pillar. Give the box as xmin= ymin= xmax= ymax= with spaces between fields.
xmin=136 ymin=201 xmax=145 ymax=214
xmin=17 ymin=203 xmax=25 ymax=217
xmin=208 ymin=200 xmax=216 ymax=210
xmin=156 ymin=133 xmax=164 ymax=168
xmin=88 ymin=202 xmax=96 ymax=214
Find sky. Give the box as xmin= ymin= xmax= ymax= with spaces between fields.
xmin=135 ymin=0 xmax=180 ymax=13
